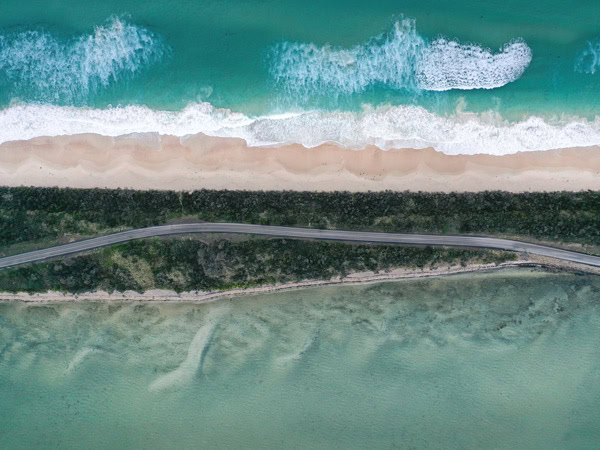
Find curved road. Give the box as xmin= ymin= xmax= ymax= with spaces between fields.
xmin=1 ymin=222 xmax=600 ymax=269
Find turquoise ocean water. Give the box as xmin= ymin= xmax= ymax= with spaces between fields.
xmin=2 ymin=269 xmax=600 ymax=449
xmin=1 ymin=0 xmax=600 ymax=153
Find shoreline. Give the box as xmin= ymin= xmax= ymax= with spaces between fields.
xmin=1 ymin=133 xmax=600 ymax=192
xmin=1 ymin=259 xmax=596 ymax=304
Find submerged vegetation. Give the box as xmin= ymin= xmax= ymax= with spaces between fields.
xmin=1 ymin=187 xmax=600 ymax=252
xmin=0 ymin=236 xmax=515 ymax=293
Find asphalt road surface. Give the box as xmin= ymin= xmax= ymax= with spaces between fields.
xmin=1 ymin=223 xmax=600 ymax=269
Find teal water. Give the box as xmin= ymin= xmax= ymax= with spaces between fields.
xmin=1 ymin=0 xmax=600 ymax=153
xmin=1 ymin=0 xmax=599 ymax=115
xmin=2 ymin=269 xmax=600 ymax=449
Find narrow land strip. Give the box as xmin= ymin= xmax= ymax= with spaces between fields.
xmin=2 ymin=258 xmax=595 ymax=304
xmin=0 ymin=261 xmax=537 ymax=303
xmin=2 ymin=223 xmax=600 ymax=269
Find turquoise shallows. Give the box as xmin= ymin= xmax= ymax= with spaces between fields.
xmin=0 ymin=0 xmax=599 ymax=118
xmin=1 ymin=269 xmax=600 ymax=449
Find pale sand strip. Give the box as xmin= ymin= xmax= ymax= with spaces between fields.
xmin=1 ymin=133 xmax=599 ymax=192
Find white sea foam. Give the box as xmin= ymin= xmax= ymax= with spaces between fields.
xmin=268 ymin=18 xmax=532 ymax=95
xmin=575 ymin=37 xmax=600 ymax=74
xmin=418 ymin=39 xmax=531 ymax=91
xmin=0 ymin=17 xmax=166 ymax=103
xmin=2 ymin=101 xmax=600 ymax=155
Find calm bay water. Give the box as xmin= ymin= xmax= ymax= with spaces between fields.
xmin=1 ymin=269 xmax=600 ymax=449
xmin=1 ymin=0 xmax=600 ymax=153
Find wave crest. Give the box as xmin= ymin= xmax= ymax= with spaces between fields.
xmin=418 ymin=39 xmax=532 ymax=91
xmin=0 ymin=16 xmax=167 ymax=103
xmin=268 ymin=18 xmax=532 ymax=95
xmin=2 ymin=101 xmax=600 ymax=155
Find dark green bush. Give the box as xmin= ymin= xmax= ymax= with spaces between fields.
xmin=1 ymin=187 xmax=600 ymax=248
xmin=0 ymin=237 xmax=515 ymax=294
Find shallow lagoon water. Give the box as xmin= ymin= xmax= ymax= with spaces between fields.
xmin=1 ymin=269 xmax=600 ymax=448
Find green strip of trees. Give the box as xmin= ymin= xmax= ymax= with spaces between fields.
xmin=1 ymin=187 xmax=599 ymax=248
xmin=0 ymin=237 xmax=515 ymax=294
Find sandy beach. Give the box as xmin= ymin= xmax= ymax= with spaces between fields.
xmin=1 ymin=133 xmax=600 ymax=192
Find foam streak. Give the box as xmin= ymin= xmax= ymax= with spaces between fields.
xmin=0 ymin=17 xmax=166 ymax=103
xmin=576 ymin=36 xmax=600 ymax=74
xmin=268 ymin=18 xmax=532 ymax=95
xmin=2 ymin=101 xmax=600 ymax=155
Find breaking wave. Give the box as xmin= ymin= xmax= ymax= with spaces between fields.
xmin=268 ymin=18 xmax=532 ymax=95
xmin=0 ymin=16 xmax=167 ymax=103
xmin=575 ymin=36 xmax=600 ymax=74
xmin=2 ymin=101 xmax=600 ymax=155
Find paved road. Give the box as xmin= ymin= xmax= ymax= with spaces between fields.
xmin=1 ymin=222 xmax=600 ymax=269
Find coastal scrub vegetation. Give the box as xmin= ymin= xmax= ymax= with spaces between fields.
xmin=1 ymin=187 xmax=600 ymax=253
xmin=0 ymin=236 xmax=516 ymax=294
